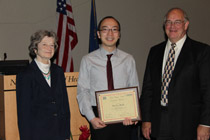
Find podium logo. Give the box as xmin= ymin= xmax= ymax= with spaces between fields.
xmin=65 ymin=76 xmax=78 ymax=86
xmin=10 ymin=79 xmax=16 ymax=86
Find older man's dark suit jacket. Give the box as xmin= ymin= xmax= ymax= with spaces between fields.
xmin=16 ymin=60 xmax=70 ymax=140
xmin=140 ymin=37 xmax=210 ymax=140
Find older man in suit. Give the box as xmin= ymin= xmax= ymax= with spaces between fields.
xmin=140 ymin=8 xmax=210 ymax=140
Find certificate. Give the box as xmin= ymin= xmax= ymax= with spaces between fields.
xmin=95 ymin=87 xmax=141 ymax=124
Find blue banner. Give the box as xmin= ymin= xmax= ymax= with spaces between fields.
xmin=89 ymin=0 xmax=99 ymax=53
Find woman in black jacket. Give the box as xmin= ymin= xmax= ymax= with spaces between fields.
xmin=16 ymin=30 xmax=70 ymax=140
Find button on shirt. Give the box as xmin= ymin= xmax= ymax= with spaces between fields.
xmin=77 ymin=47 xmax=140 ymax=121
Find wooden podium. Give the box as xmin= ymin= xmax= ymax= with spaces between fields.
xmin=0 ymin=72 xmax=89 ymax=140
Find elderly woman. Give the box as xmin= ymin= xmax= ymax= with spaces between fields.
xmin=16 ymin=30 xmax=70 ymax=140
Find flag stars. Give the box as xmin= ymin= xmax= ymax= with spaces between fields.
xmin=57 ymin=0 xmax=67 ymax=14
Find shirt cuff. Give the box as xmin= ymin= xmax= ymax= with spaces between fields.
xmin=86 ymin=110 xmax=95 ymax=122
xmin=200 ymin=124 xmax=210 ymax=128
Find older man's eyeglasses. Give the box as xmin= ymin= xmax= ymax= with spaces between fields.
xmin=165 ymin=20 xmax=185 ymax=27
xmin=100 ymin=28 xmax=119 ymax=33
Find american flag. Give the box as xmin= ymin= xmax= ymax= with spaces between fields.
xmin=56 ymin=0 xmax=78 ymax=72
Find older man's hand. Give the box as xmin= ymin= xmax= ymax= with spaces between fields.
xmin=197 ymin=125 xmax=210 ymax=140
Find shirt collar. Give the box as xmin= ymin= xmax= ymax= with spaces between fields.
xmin=99 ymin=46 xmax=118 ymax=59
xmin=34 ymin=58 xmax=51 ymax=73
xmin=166 ymin=35 xmax=187 ymax=50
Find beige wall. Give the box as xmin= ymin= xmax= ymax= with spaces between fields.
xmin=1 ymin=0 xmax=210 ymax=88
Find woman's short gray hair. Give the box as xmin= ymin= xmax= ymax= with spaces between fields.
xmin=28 ymin=30 xmax=58 ymax=58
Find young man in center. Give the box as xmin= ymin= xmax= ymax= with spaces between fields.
xmin=77 ymin=16 xmax=140 ymax=140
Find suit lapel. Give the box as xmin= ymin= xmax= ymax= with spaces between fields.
xmin=31 ymin=60 xmax=51 ymax=91
xmin=50 ymin=64 xmax=58 ymax=94
xmin=171 ymin=38 xmax=191 ymax=79
xmin=155 ymin=42 xmax=166 ymax=85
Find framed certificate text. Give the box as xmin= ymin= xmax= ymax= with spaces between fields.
xmin=95 ymin=87 xmax=141 ymax=124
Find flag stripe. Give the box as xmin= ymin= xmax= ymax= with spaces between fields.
xmin=56 ymin=0 xmax=78 ymax=72
xmin=62 ymin=24 xmax=70 ymax=70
